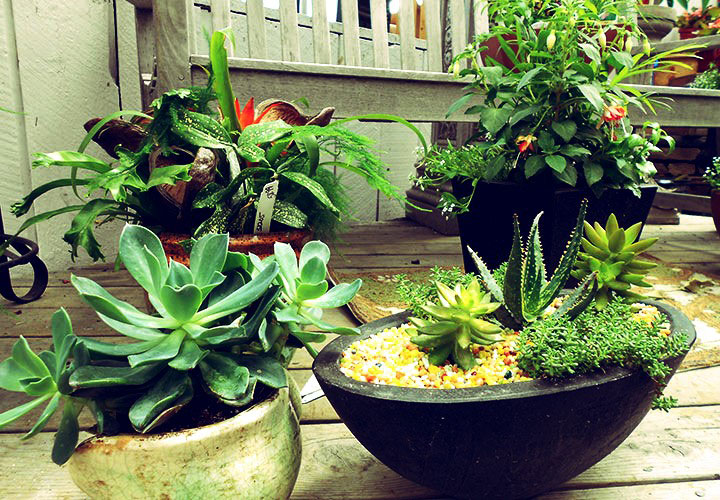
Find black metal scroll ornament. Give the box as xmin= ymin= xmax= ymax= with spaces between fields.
xmin=0 ymin=207 xmax=48 ymax=303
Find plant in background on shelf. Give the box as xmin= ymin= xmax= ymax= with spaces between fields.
xmin=572 ymin=214 xmax=658 ymax=309
xmin=407 ymin=278 xmax=503 ymax=369
xmin=690 ymin=63 xmax=720 ymax=88
xmin=416 ymin=0 xmax=695 ymax=215
xmin=2 ymin=29 xmax=427 ymax=261
xmin=705 ymin=156 xmax=720 ymax=189
xmin=468 ymin=200 xmax=598 ymax=327
xmin=0 ymin=224 xmax=361 ymax=464
xmin=674 ymin=0 xmax=720 ymax=34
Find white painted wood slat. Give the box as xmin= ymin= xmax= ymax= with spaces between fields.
xmin=278 ymin=0 xmax=301 ymax=62
xmin=473 ymin=0 xmax=489 ymax=36
xmin=369 ymin=0 xmax=389 ymax=69
xmin=449 ymin=0 xmax=467 ymax=64
xmin=398 ymin=0 xmax=415 ymax=70
xmin=246 ymin=0 xmax=268 ymax=59
xmin=311 ymin=0 xmax=331 ymax=64
xmin=340 ymin=0 xmax=362 ymax=66
xmin=424 ymin=0 xmax=442 ymax=71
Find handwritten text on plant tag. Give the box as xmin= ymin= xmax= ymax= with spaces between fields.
xmin=254 ymin=180 xmax=279 ymax=233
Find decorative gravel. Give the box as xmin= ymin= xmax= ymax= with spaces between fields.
xmin=339 ymin=324 xmax=531 ymax=389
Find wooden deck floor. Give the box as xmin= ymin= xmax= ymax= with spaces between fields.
xmin=1 ymin=216 xmax=719 ymax=499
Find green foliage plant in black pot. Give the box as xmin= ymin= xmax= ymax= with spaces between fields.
xmin=413 ymin=0 xmax=699 ymax=271
xmin=0 ymin=223 xmax=361 ymax=499
xmin=312 ymin=203 xmax=694 ymax=500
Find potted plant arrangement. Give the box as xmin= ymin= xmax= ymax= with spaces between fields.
xmin=312 ymin=202 xmax=695 ymax=499
xmin=704 ymin=156 xmax=720 ymax=235
xmin=2 ymin=30 xmax=426 ymax=263
xmin=0 ymin=224 xmax=361 ymax=498
xmin=674 ymin=0 xmax=720 ymax=39
xmin=637 ymin=0 xmax=676 ymax=43
xmin=414 ymin=0 xmax=695 ymax=271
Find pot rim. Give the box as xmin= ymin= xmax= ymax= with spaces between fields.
xmin=312 ymin=299 xmax=695 ymax=404
xmin=75 ymin=386 xmax=289 ymax=450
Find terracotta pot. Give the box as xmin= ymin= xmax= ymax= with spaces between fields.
xmin=159 ymin=230 xmax=313 ymax=266
xmin=68 ymin=386 xmax=302 ymax=500
xmin=712 ymin=189 xmax=720 ymax=236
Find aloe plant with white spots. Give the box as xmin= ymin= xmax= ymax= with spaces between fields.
xmin=0 ymin=224 xmax=361 ymax=465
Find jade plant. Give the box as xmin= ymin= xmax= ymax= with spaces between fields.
xmin=407 ymin=278 xmax=503 ymax=369
xmin=469 ymin=200 xmax=598 ymax=327
xmin=0 ymin=224 xmax=361 ymax=464
xmin=572 ymin=214 xmax=658 ymax=309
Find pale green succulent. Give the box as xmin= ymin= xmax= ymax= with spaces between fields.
xmin=572 ymin=214 xmax=658 ymax=309
xmin=409 ymin=278 xmax=503 ymax=370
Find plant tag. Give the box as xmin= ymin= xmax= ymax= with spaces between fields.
xmin=254 ymin=180 xmax=279 ymax=233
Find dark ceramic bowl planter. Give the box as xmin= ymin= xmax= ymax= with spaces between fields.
xmin=452 ymin=180 xmax=657 ymax=272
xmin=711 ymin=189 xmax=720 ymax=237
xmin=313 ymin=300 xmax=695 ymax=500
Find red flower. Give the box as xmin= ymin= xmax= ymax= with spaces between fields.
xmin=234 ymin=98 xmax=282 ymax=130
xmin=601 ymin=105 xmax=626 ymax=123
xmin=515 ymin=134 xmax=536 ymax=153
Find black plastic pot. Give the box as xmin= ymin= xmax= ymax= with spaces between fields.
xmin=452 ymin=180 xmax=658 ymax=272
xmin=312 ymin=300 xmax=695 ymax=500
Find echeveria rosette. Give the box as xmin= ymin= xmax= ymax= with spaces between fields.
xmin=408 ymin=278 xmax=503 ymax=370
xmin=0 ymin=309 xmax=90 ymax=465
xmin=572 ymin=214 xmax=658 ymax=309
xmin=250 ymin=240 xmax=362 ymax=357
xmin=469 ymin=200 xmax=598 ymax=328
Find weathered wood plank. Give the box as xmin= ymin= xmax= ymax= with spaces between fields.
xmin=153 ymin=0 xmax=192 ymax=95
xmin=538 ymin=480 xmax=720 ymax=499
xmin=654 ymin=191 xmax=712 ymax=215
xmin=424 ymin=0 xmax=443 ymax=71
xmin=311 ymin=0 xmax=331 ymax=64
xmin=449 ymin=0 xmax=467 ymax=61
xmin=473 ymin=0 xmax=489 ymax=36
xmin=339 ymin=0 xmax=362 ymax=66
xmin=2 ymin=406 xmax=717 ymax=499
xmin=245 ymin=0 xmax=268 ymax=59
xmin=278 ymin=0 xmax=301 ymax=62
xmin=370 ymin=0 xmax=390 ymax=68
xmin=398 ymin=0 xmax=416 ymax=70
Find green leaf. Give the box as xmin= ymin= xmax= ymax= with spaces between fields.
xmin=521 ymin=212 xmax=545 ymax=318
xmin=517 ymin=67 xmax=544 ymax=90
xmin=128 ymin=329 xmax=186 ymax=368
xmin=167 ymin=259 xmax=194 ymax=288
xmin=508 ymin=104 xmax=540 ymax=127
xmin=577 ymin=84 xmax=604 ymax=112
xmin=81 ymin=337 xmax=163 ymax=357
xmin=12 ymin=337 xmax=51 ymax=380
xmin=296 ymin=281 xmax=330 ymax=301
xmin=168 ymin=340 xmax=208 ymax=370
xmin=32 ymin=151 xmax=110 ymax=173
xmin=609 ymin=51 xmax=634 ymax=70
xmin=0 ymin=205 xmax=84 ymax=258
xmin=300 ymin=240 xmax=331 ymax=268
xmin=545 ymin=155 xmax=567 ymax=173
xmin=63 ymin=199 xmax=120 ymax=261
xmin=0 ymin=358 xmax=33 ymax=392
xmin=193 ymin=262 xmax=280 ymax=324
xmin=237 ymin=120 xmax=292 ymax=146
xmin=210 ymin=30 xmax=240 ymax=132
xmin=299 ymin=256 xmax=327 ymax=285
xmin=274 ymin=242 xmax=299 ymax=296
xmin=503 ymin=217 xmax=524 ymax=323
xmin=304 ymin=279 xmax=362 ymax=308
xmin=145 ymin=164 xmax=193 ymax=188
xmin=297 ymin=311 xmax=359 ymax=336
xmin=96 ymin=314 xmax=165 ymax=341
xmin=445 ymin=93 xmax=474 ymax=118
xmin=199 ymin=353 xmax=250 ymax=402
xmin=223 ymin=251 xmax=249 ymax=273
xmin=537 ymin=130 xmax=556 ymax=151
xmin=51 ymin=399 xmax=80 ymax=465
xmin=10 ymin=178 xmax=91 ymax=217
xmin=159 ymin=283 xmax=204 ymax=322
xmin=70 ymin=363 xmax=165 ymax=389
xmin=524 ymin=155 xmax=545 ymax=179
xmin=119 ymin=224 xmax=169 ymax=296
xmin=480 ymin=107 xmax=513 ymax=135
xmin=551 ymin=121 xmax=577 ymax=143
xmin=280 ymin=171 xmax=339 ymax=213
xmin=170 ymin=107 xmax=233 ymax=149
xmin=129 ymin=370 xmax=193 ymax=433
xmin=22 ymin=392 xmax=61 ymax=440
xmin=21 ymin=375 xmax=56 ymax=396
xmin=484 ymin=154 xmax=506 ymax=181
xmin=227 ymin=354 xmax=288 ymax=388
xmin=0 ymin=394 xmax=52 ymax=429
xmin=583 ymin=161 xmax=604 ymax=187
xmin=272 ymin=200 xmax=308 ymax=229
xmin=554 ymin=164 xmax=578 ymax=186
xmin=50 ymin=308 xmax=75 ymax=378
xmin=579 ymin=43 xmax=601 ymax=65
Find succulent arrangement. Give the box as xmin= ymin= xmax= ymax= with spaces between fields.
xmin=0 ymin=224 xmax=361 ymax=464
xmin=408 ymin=279 xmax=502 ymax=369
xmin=2 ymin=30 xmax=426 ymax=261
xmin=704 ymin=157 xmax=720 ymax=190
xmin=572 ymin=215 xmax=658 ymax=309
